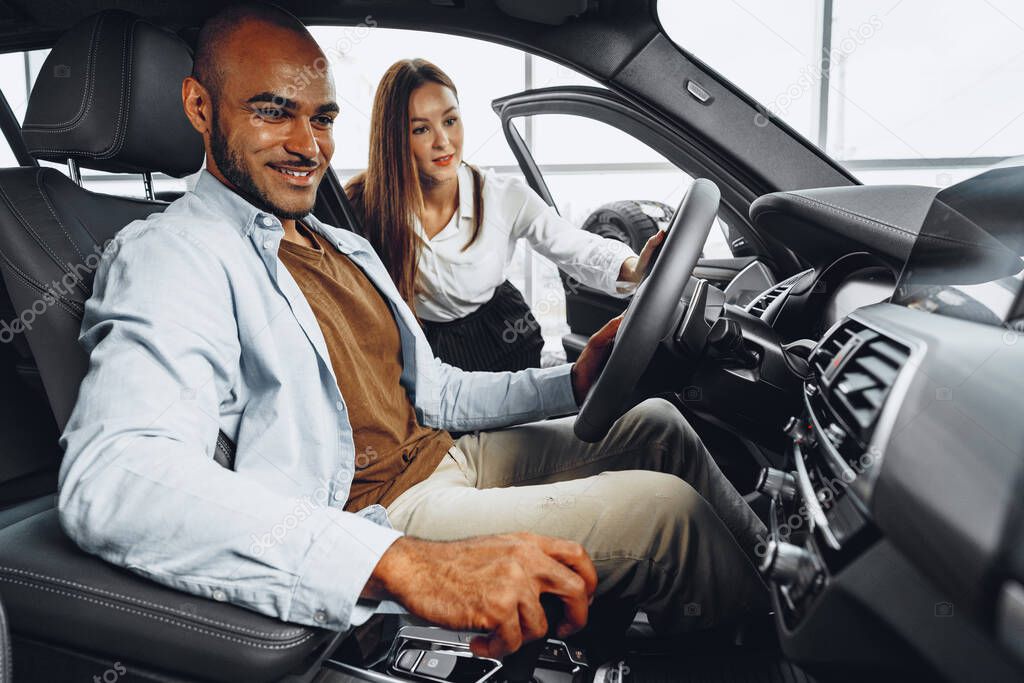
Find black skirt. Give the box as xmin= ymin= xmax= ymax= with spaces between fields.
xmin=421 ymin=281 xmax=544 ymax=372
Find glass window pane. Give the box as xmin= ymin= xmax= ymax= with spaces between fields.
xmin=658 ymin=0 xmax=822 ymax=142
xmin=850 ymin=165 xmax=988 ymax=188
xmin=310 ymin=26 xmax=525 ymax=172
xmin=526 ymin=114 xmax=666 ymax=166
xmin=529 ymin=55 xmax=604 ymax=90
xmin=828 ymin=0 xmax=1024 ymax=161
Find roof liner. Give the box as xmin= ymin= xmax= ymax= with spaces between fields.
xmin=0 ymin=0 xmax=658 ymax=85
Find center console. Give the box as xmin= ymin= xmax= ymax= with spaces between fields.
xmin=754 ymin=313 xmax=923 ymax=667
xmin=319 ymin=618 xmax=590 ymax=683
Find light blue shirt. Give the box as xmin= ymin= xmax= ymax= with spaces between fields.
xmin=57 ymin=170 xmax=578 ymax=632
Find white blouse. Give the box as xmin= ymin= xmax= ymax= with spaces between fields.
xmin=413 ymin=163 xmax=638 ymax=322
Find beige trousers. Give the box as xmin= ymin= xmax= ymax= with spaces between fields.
xmin=386 ymin=398 xmax=768 ymax=634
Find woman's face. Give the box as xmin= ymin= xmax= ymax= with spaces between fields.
xmin=408 ymin=82 xmax=464 ymax=186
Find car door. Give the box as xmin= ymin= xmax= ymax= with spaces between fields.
xmin=492 ymin=86 xmax=786 ymax=360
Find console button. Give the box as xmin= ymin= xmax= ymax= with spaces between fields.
xmin=756 ymin=467 xmax=797 ymax=502
xmin=825 ymin=422 xmax=846 ymax=447
xmin=760 ymin=540 xmax=815 ymax=585
xmin=395 ymin=649 xmax=422 ymax=673
xmin=415 ymin=651 xmax=458 ymax=679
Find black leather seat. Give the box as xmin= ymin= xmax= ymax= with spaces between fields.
xmin=0 ymin=11 xmax=336 ymax=681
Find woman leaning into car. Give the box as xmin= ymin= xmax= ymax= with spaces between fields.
xmin=345 ymin=58 xmax=663 ymax=372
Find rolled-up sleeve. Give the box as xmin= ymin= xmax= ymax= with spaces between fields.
xmin=507 ymin=178 xmax=637 ymax=296
xmin=58 ymin=224 xmax=401 ymax=632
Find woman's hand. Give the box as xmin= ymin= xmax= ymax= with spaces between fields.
xmin=617 ymin=229 xmax=666 ymax=284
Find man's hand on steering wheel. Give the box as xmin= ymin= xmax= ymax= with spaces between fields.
xmin=570 ymin=316 xmax=623 ymax=405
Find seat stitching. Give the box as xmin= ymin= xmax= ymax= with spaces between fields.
xmin=0 ymin=576 xmax=319 ymax=649
xmin=35 ymin=169 xmax=89 ymax=267
xmin=782 ymin=192 xmax=991 ymax=251
xmin=0 ymin=181 xmax=83 ymax=281
xmin=2 ymin=265 xmax=84 ymax=318
xmin=780 ymin=192 xmax=915 ymax=237
xmin=0 ymin=566 xmax=306 ymax=638
xmin=21 ymin=14 xmax=104 ymax=132
xmin=25 ymin=18 xmax=134 ymax=159
xmin=106 ymin=18 xmax=137 ymax=159
xmin=0 ymin=230 xmax=87 ymax=316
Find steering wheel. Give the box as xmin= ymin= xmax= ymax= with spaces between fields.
xmin=574 ymin=179 xmax=721 ymax=442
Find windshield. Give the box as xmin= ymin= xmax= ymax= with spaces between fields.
xmin=657 ymin=1 xmax=1024 ymax=188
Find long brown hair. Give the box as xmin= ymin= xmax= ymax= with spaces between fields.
xmin=346 ymin=59 xmax=483 ymax=309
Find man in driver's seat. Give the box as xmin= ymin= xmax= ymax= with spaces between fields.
xmin=58 ymin=3 xmax=766 ymax=657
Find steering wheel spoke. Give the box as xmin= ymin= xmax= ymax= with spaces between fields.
xmin=574 ymin=179 xmax=722 ymax=442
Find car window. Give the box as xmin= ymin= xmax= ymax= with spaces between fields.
xmin=313 ymin=25 xmax=727 ymax=360
xmin=508 ymin=113 xmax=733 ymax=359
xmin=658 ymin=0 xmax=1024 ymax=187
xmin=515 ymin=114 xmax=733 ymax=259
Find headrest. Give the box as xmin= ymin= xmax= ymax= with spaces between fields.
xmin=22 ymin=10 xmax=204 ymax=178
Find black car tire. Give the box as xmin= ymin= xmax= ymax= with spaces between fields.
xmin=581 ymin=200 xmax=675 ymax=252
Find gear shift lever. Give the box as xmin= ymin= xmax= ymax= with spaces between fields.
xmin=498 ymin=595 xmax=564 ymax=683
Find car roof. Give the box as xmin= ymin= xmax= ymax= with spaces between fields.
xmin=0 ymin=0 xmax=660 ymax=85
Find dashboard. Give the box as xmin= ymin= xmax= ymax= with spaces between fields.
xmin=742 ymin=164 xmax=1024 ymax=681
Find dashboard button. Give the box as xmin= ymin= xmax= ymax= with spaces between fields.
xmin=395 ymin=649 xmax=422 ymax=673
xmin=415 ymin=651 xmax=458 ymax=679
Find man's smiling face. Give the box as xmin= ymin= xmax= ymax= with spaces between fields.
xmin=195 ymin=20 xmax=338 ymax=219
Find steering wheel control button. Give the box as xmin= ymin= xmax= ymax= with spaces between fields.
xmin=395 ymin=649 xmax=423 ymax=673
xmin=756 ymin=467 xmax=797 ymax=502
xmin=414 ymin=651 xmax=458 ymax=679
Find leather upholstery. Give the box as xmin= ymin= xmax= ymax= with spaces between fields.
xmin=750 ymin=184 xmax=940 ymax=268
xmin=21 ymin=10 xmax=203 ymax=177
xmin=0 ymin=167 xmax=164 ymax=430
xmin=0 ymin=10 xmax=325 ymax=680
xmin=0 ymin=592 xmax=9 ymax=683
xmin=0 ymin=508 xmax=332 ymax=682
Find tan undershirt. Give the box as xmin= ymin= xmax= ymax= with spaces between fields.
xmin=278 ymin=221 xmax=453 ymax=512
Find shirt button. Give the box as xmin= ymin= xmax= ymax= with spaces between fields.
xmin=263 ymin=239 xmax=273 ymax=249
xmin=260 ymin=215 xmax=274 ymax=227
xmin=333 ymin=490 xmax=345 ymax=502
xmin=212 ymin=589 xmax=227 ymax=602
xmin=313 ymin=609 xmax=327 ymax=624
xmin=335 ymin=401 xmax=344 ymax=411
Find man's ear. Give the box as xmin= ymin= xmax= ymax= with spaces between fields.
xmin=182 ymin=76 xmax=213 ymax=136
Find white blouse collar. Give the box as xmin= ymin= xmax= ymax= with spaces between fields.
xmin=414 ymin=162 xmax=475 ymax=244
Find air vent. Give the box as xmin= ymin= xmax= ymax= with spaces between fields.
xmin=812 ymin=321 xmax=911 ymax=443
xmin=746 ymin=269 xmax=812 ymax=319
